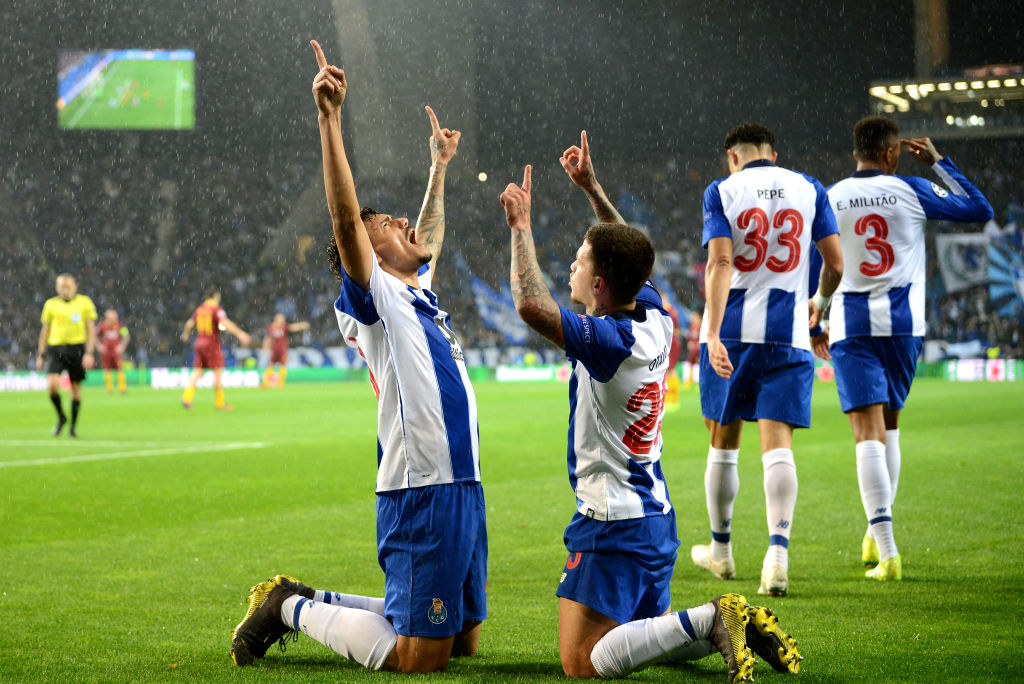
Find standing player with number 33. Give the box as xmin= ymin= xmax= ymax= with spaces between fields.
xmin=816 ymin=116 xmax=993 ymax=581
xmin=693 ymin=123 xmax=844 ymax=598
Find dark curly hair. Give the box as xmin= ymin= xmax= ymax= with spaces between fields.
xmin=723 ymin=123 xmax=775 ymax=151
xmin=584 ymin=223 xmax=654 ymax=307
xmin=853 ymin=116 xmax=899 ymax=162
xmin=326 ymin=207 xmax=378 ymax=282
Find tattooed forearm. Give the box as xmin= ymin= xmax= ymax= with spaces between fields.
xmin=416 ymin=162 xmax=447 ymax=262
xmin=510 ymin=228 xmax=564 ymax=348
xmin=586 ymin=186 xmax=626 ymax=225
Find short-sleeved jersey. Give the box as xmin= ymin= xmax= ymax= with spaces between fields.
xmin=334 ymin=259 xmax=480 ymax=493
xmin=561 ymin=282 xmax=674 ymax=522
xmin=701 ymin=160 xmax=839 ymax=350
xmin=97 ymin=320 xmax=128 ymax=353
xmin=191 ymin=300 xmax=225 ymax=346
xmin=41 ymin=294 xmax=98 ymax=346
xmin=267 ymin=322 xmax=289 ymax=356
xmin=826 ymin=158 xmax=993 ymax=343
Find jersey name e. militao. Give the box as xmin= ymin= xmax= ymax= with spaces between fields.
xmin=560 ymin=282 xmax=674 ymax=522
xmin=826 ymin=157 xmax=993 ymax=343
xmin=701 ymin=159 xmax=839 ymax=350
xmin=335 ymin=259 xmax=480 ymax=493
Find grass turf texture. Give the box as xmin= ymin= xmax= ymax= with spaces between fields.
xmin=58 ymin=58 xmax=194 ymax=130
xmin=1 ymin=378 xmax=1021 ymax=682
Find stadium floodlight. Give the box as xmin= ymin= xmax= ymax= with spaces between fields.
xmin=954 ymin=82 xmax=968 ymax=90
xmin=938 ymin=82 xmax=952 ymax=91
xmin=870 ymin=86 xmax=910 ymax=111
xmin=970 ymin=81 xmax=985 ymax=89
xmin=1004 ymin=79 xmax=1018 ymax=87
xmin=987 ymin=80 xmax=1001 ymax=88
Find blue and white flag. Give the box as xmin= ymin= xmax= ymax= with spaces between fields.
xmin=989 ymin=235 xmax=1024 ymax=318
xmin=470 ymin=275 xmax=530 ymax=345
xmin=936 ymin=233 xmax=989 ymax=293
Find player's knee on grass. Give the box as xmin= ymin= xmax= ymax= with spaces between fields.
xmin=390 ymin=635 xmax=454 ymax=673
xmin=450 ymin=621 xmax=481 ymax=657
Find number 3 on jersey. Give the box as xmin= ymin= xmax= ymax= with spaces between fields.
xmin=854 ymin=213 xmax=895 ymax=277
xmin=733 ymin=208 xmax=803 ymax=273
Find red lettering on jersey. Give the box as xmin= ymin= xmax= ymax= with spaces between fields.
xmin=854 ymin=214 xmax=895 ymax=277
xmin=733 ymin=207 xmax=804 ymax=273
xmin=565 ymin=552 xmax=582 ymax=570
xmin=622 ymin=381 xmax=664 ymax=456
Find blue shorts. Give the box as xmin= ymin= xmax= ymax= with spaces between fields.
xmin=376 ymin=482 xmax=487 ymax=637
xmin=831 ymin=336 xmax=923 ymax=413
xmin=700 ymin=342 xmax=814 ymax=428
xmin=556 ymin=512 xmax=678 ymax=625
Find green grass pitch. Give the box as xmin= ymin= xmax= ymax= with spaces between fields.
xmin=1 ymin=378 xmax=1021 ymax=682
xmin=58 ymin=59 xmax=194 ymax=130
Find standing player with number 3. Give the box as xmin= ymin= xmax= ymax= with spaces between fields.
xmin=499 ymin=132 xmax=802 ymax=682
xmin=817 ymin=117 xmax=992 ymax=581
xmin=693 ymin=123 xmax=844 ymax=597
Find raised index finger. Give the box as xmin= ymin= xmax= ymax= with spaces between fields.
xmin=424 ymin=105 xmax=442 ymax=136
xmin=522 ymin=164 xmax=532 ymax=193
xmin=310 ymin=40 xmax=328 ymax=69
xmin=581 ymin=130 xmax=589 ymax=157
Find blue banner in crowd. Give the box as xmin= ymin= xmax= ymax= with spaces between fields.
xmin=470 ymin=275 xmax=530 ymax=345
xmin=989 ymin=235 xmax=1024 ymax=318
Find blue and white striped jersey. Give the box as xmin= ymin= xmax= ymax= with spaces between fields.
xmin=826 ymin=158 xmax=993 ymax=343
xmin=701 ymin=160 xmax=839 ymax=350
xmin=334 ymin=259 xmax=480 ymax=493
xmin=561 ymin=282 xmax=674 ymax=522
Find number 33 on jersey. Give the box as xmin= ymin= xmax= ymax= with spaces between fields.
xmin=701 ymin=159 xmax=839 ymax=350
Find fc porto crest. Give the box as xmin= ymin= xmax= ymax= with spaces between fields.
xmin=427 ymin=597 xmax=448 ymax=625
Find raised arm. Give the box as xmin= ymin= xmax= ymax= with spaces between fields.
xmin=180 ymin=317 xmax=195 ymax=343
xmin=559 ymin=130 xmax=626 ymax=224
xmin=501 ymin=165 xmax=565 ymax=348
xmin=415 ymin=106 xmax=461 ymax=276
xmin=311 ymin=40 xmax=374 ymax=290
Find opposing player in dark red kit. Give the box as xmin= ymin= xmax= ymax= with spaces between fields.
xmin=261 ymin=313 xmax=310 ymax=388
xmin=180 ymin=290 xmax=251 ymax=410
xmin=97 ymin=309 xmax=130 ymax=393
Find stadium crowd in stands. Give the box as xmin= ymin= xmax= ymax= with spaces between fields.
xmin=2 ymin=138 xmax=1021 ymax=371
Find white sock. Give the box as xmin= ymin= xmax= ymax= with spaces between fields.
xmin=885 ymin=428 xmax=901 ymax=506
xmin=313 ymin=590 xmax=386 ymax=617
xmin=762 ymin=448 xmax=797 ymax=569
xmin=705 ymin=447 xmax=739 ymax=561
xmin=590 ymin=606 xmax=713 ymax=678
xmin=856 ymin=440 xmax=898 ymax=561
xmin=280 ymin=595 xmax=397 ymax=670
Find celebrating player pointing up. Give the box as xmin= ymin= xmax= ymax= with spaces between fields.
xmin=229 ymin=40 xmax=486 ymax=675
xmin=501 ymin=132 xmax=801 ymax=682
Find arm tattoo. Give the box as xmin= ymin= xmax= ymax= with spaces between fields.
xmin=511 ymin=228 xmax=564 ymax=348
xmin=416 ymin=164 xmax=447 ymax=262
xmin=586 ymin=187 xmax=626 ymax=224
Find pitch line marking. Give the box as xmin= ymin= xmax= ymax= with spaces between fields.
xmin=0 ymin=442 xmax=266 ymax=469
xmin=67 ymin=59 xmax=122 ymax=128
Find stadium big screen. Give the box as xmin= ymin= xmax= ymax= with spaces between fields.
xmin=57 ymin=49 xmax=195 ymax=130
